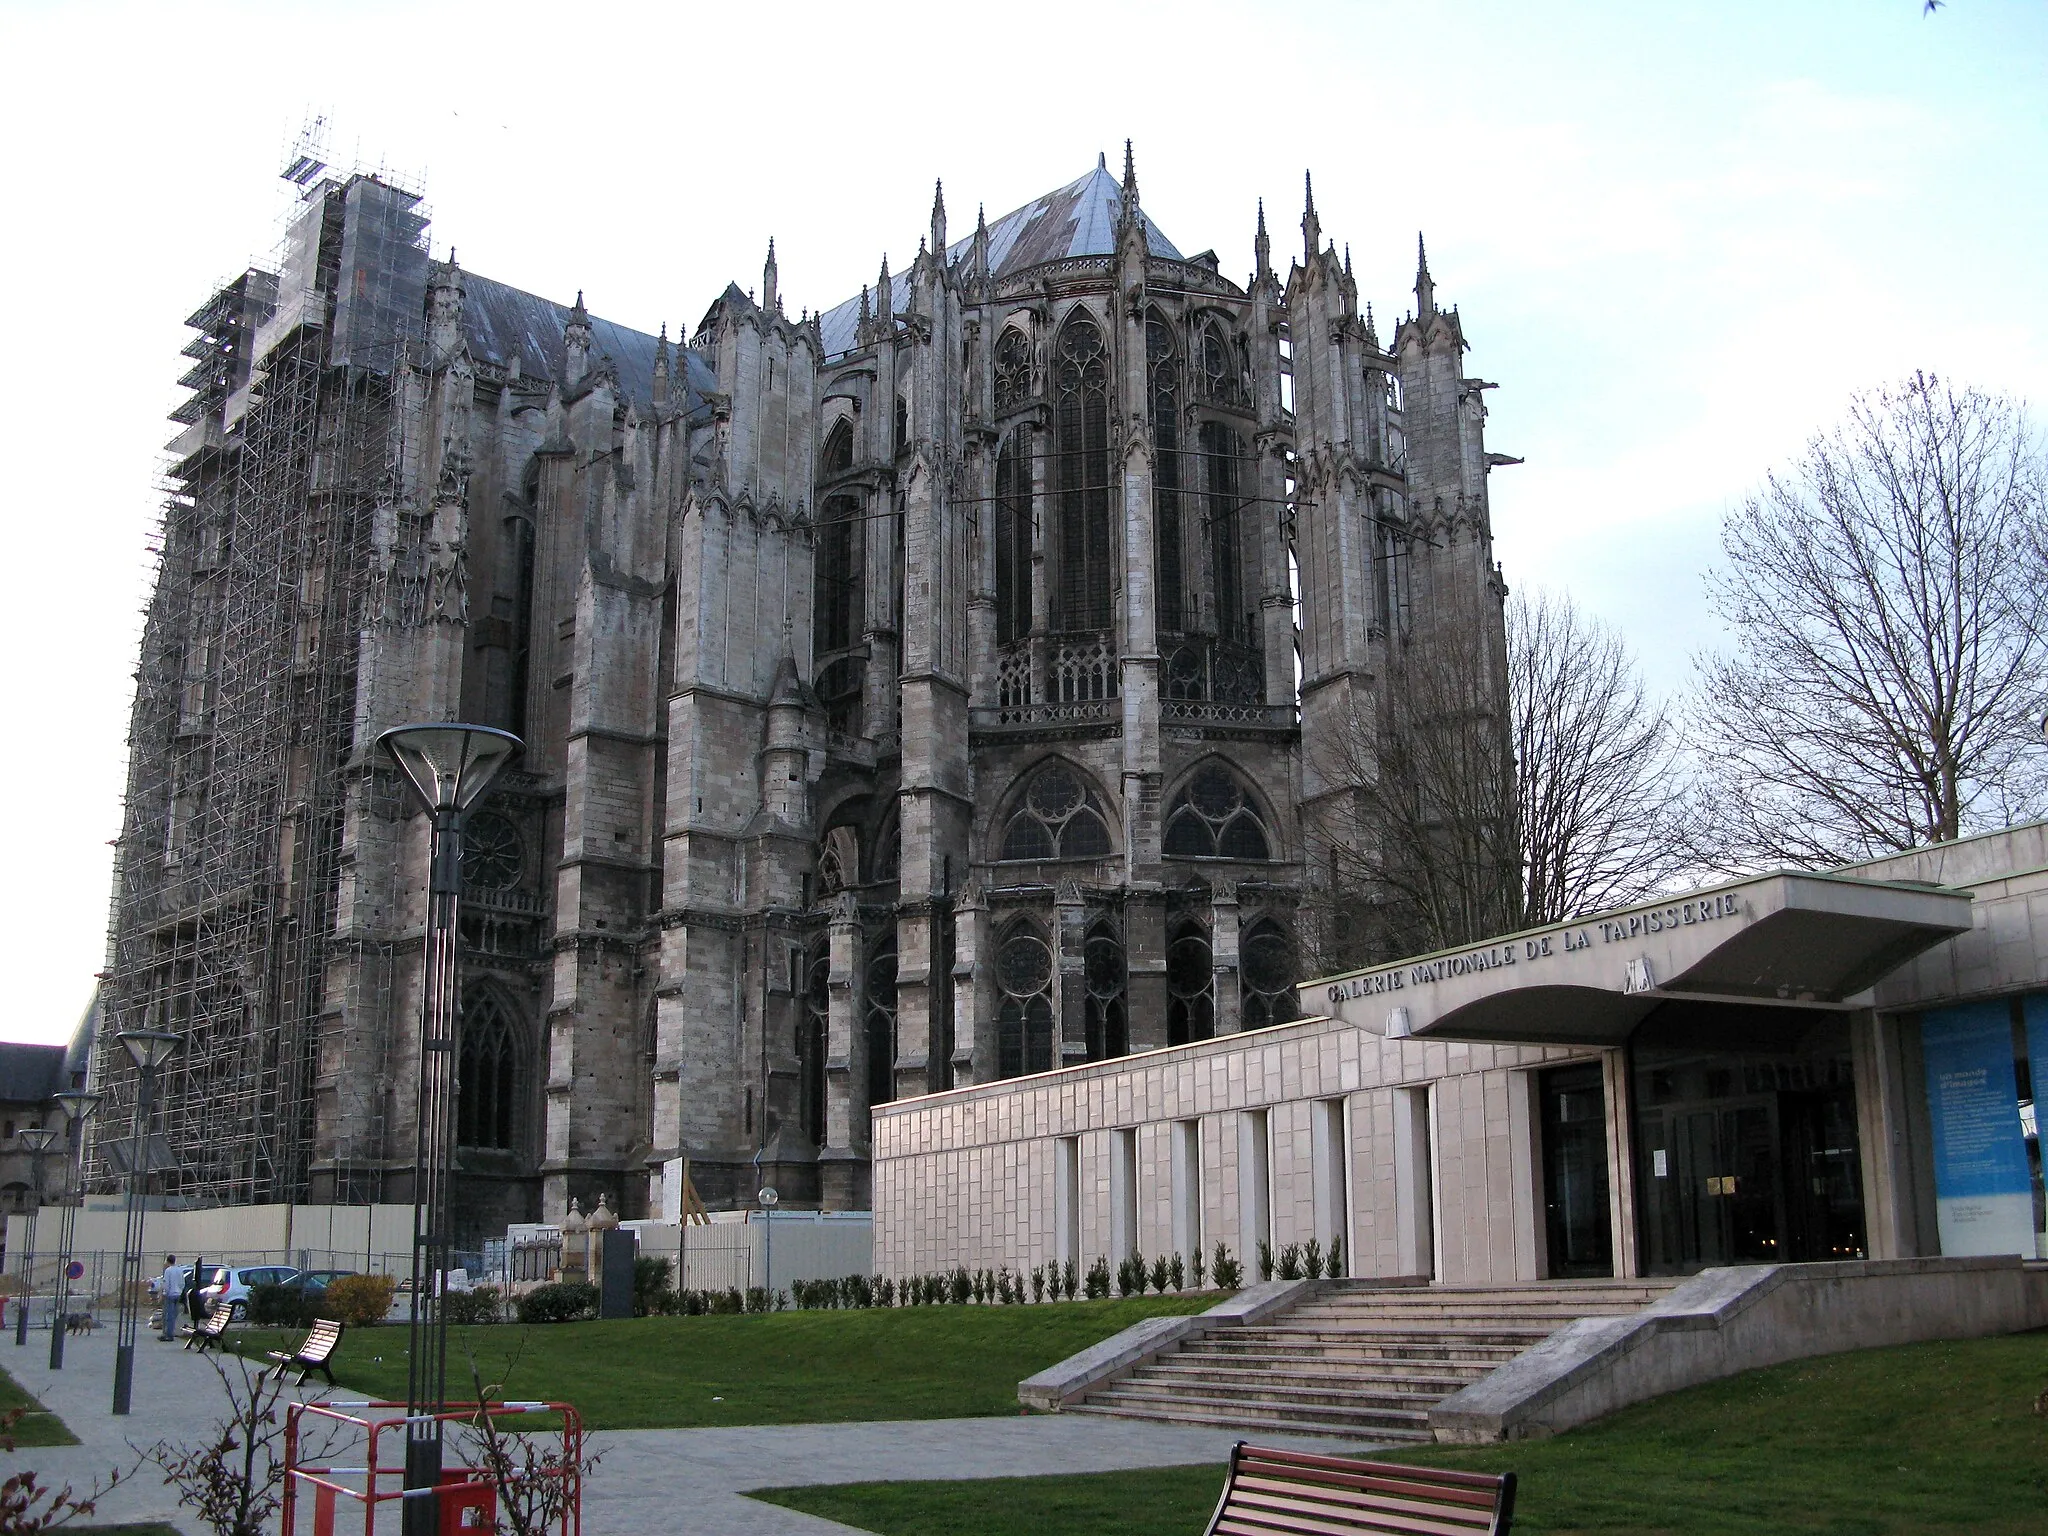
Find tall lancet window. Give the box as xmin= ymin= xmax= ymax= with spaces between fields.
xmin=1053 ymin=313 xmax=1112 ymax=632
xmin=1148 ymin=311 xmax=1185 ymax=633
xmin=993 ymin=326 xmax=1032 ymax=412
xmin=1200 ymin=421 xmax=1251 ymax=642
xmin=816 ymin=422 xmax=860 ymax=653
xmin=994 ymin=434 xmax=1032 ymax=644
xmin=457 ymin=993 xmax=523 ymax=1151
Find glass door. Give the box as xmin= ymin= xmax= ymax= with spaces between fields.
xmin=1539 ymin=1062 xmax=1614 ymax=1278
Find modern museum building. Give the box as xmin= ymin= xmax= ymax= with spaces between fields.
xmin=871 ymin=822 xmax=2048 ymax=1284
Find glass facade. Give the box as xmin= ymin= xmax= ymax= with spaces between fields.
xmin=1538 ymin=1062 xmax=1613 ymax=1278
xmin=1631 ymin=1008 xmax=1866 ymax=1276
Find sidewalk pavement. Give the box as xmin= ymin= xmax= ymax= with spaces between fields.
xmin=0 ymin=1325 xmax=1389 ymax=1535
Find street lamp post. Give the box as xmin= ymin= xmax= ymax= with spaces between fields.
xmin=48 ymin=1090 xmax=101 ymax=1370
xmin=111 ymin=1027 xmax=179 ymax=1416
xmin=377 ymin=722 xmax=520 ymax=1536
xmin=12 ymin=1127 xmax=54 ymax=1346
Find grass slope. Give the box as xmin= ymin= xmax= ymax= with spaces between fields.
xmin=232 ymin=1294 xmax=1212 ymax=1431
xmin=754 ymin=1332 xmax=2048 ymax=1536
xmin=0 ymin=1363 xmax=76 ymax=1447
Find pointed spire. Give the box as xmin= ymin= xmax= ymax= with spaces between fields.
xmin=1302 ymin=170 xmax=1321 ymax=257
xmin=1122 ymin=138 xmax=1139 ymax=204
xmin=427 ymin=252 xmax=466 ymax=356
xmin=1098 ymin=149 xmax=1107 ymax=171
xmin=930 ymin=179 xmax=947 ymax=256
xmin=858 ymin=283 xmax=871 ymax=326
xmin=877 ymin=253 xmax=892 ymax=325
xmin=564 ymin=289 xmax=591 ymax=387
xmin=763 ymin=238 xmax=779 ymax=313
xmin=971 ymin=202 xmax=990 ymax=281
xmin=1415 ymin=231 xmax=1436 ymax=317
xmin=1344 ymin=243 xmax=1353 ymax=280
xmin=652 ymin=321 xmax=671 ymax=408
xmin=1254 ymin=198 xmax=1271 ymax=280
xmin=1364 ymin=302 xmax=1379 ymax=350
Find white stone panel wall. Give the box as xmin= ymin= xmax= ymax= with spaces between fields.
xmin=871 ymin=1008 xmax=1597 ymax=1282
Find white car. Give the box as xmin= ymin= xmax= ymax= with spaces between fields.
xmin=197 ymin=1264 xmax=301 ymax=1321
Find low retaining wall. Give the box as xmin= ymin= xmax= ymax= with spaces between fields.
xmin=1430 ymin=1256 xmax=2048 ymax=1443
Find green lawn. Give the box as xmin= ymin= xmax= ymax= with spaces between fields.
xmin=753 ymin=1332 xmax=2048 ymax=1536
xmin=229 ymin=1295 xmax=1213 ymax=1431
xmin=0 ymin=1363 xmax=75 ymax=1447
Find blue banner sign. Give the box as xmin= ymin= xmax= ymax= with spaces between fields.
xmin=1920 ymin=1002 xmax=2031 ymax=1257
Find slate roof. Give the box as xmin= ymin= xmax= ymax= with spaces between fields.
xmin=460 ymin=274 xmax=717 ymax=414
xmin=817 ymin=159 xmax=1184 ymax=358
xmin=0 ymin=1043 xmax=68 ymax=1106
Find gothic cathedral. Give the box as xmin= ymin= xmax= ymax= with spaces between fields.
xmin=98 ymin=149 xmax=1510 ymax=1235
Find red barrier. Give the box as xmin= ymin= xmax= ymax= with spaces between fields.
xmin=281 ymin=1399 xmax=582 ymax=1536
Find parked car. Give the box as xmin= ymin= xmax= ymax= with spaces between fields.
xmin=288 ymin=1268 xmax=360 ymax=1297
xmin=148 ymin=1264 xmax=225 ymax=1307
xmin=197 ymin=1264 xmax=301 ymax=1321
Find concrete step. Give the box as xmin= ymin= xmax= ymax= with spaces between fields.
xmin=1072 ymin=1392 xmax=1434 ymax=1440
xmin=1198 ymin=1336 xmax=1534 ymax=1365
xmin=1149 ymin=1357 xmax=1484 ymax=1394
xmin=1160 ymin=1348 xmax=1490 ymax=1381
xmin=1110 ymin=1373 xmax=1450 ymax=1415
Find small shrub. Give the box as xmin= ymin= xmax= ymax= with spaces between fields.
xmin=322 ymin=1274 xmax=398 ymax=1327
xmin=1030 ymin=1265 xmax=1047 ymax=1303
xmin=719 ymin=1288 xmax=744 ymax=1314
xmin=1062 ymin=1258 xmax=1079 ymax=1300
xmin=441 ymin=1287 xmax=501 ymax=1326
xmin=1213 ymin=1244 xmax=1243 ymax=1289
xmin=949 ymin=1267 xmax=971 ymax=1305
xmin=1304 ymin=1238 xmax=1325 ymax=1280
xmin=1256 ymin=1239 xmax=1276 ymax=1283
xmin=515 ymin=1282 xmax=597 ymax=1325
xmin=1278 ymin=1243 xmax=1303 ymax=1280
xmin=1169 ymin=1252 xmax=1186 ymax=1292
xmin=744 ymin=1287 xmax=771 ymax=1313
xmin=633 ymin=1256 xmax=672 ymax=1317
xmin=876 ymin=1276 xmax=896 ymax=1307
xmin=1190 ymin=1247 xmax=1206 ymax=1289
xmin=970 ymin=1270 xmax=988 ymax=1305
xmin=1114 ymin=1257 xmax=1138 ymax=1298
xmin=248 ymin=1282 xmax=314 ymax=1329
xmin=1084 ymin=1256 xmax=1111 ymax=1299
xmin=1327 ymin=1236 xmax=1345 ymax=1279
xmin=1149 ymin=1255 xmax=1170 ymax=1294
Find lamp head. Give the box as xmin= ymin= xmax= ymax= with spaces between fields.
xmin=17 ymin=1127 xmax=55 ymax=1154
xmin=116 ymin=1029 xmax=181 ymax=1074
xmin=53 ymin=1090 xmax=101 ymax=1127
xmin=376 ymin=723 xmax=523 ymax=818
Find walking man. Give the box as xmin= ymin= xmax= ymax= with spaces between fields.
xmin=156 ymin=1255 xmax=180 ymax=1342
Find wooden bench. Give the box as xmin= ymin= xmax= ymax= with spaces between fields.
xmin=1204 ymin=1442 xmax=1516 ymax=1536
xmin=183 ymin=1305 xmax=234 ymax=1352
xmin=265 ymin=1318 xmax=344 ymax=1387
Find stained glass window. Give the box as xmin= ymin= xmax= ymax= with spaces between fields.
xmin=1163 ymin=765 xmax=1272 ymax=860
xmin=999 ymin=763 xmax=1114 ymax=862
xmin=1053 ymin=313 xmax=1112 ymax=631
xmin=996 ymin=922 xmax=1056 ymax=1078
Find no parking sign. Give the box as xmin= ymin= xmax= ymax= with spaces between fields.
xmin=65 ymin=1262 xmax=82 ymax=1280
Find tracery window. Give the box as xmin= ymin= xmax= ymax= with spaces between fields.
xmin=1200 ymin=322 xmax=1244 ymax=408
xmin=457 ymin=993 xmax=522 ymax=1151
xmin=996 ymin=921 xmax=1057 ymax=1078
xmin=1200 ymin=421 xmax=1251 ymax=642
xmin=1163 ymin=765 xmax=1272 ymax=860
xmin=1148 ymin=311 xmax=1186 ymax=633
xmin=823 ymin=419 xmax=854 ymax=475
xmin=816 ymin=655 xmax=864 ymax=738
xmin=995 ymin=433 xmax=1032 ymax=645
xmin=993 ymin=326 xmax=1032 ymax=412
xmin=1052 ymin=313 xmax=1112 ymax=631
xmin=866 ymin=937 xmax=898 ymax=1108
xmin=1084 ymin=918 xmax=1128 ymax=1062
xmin=1167 ymin=918 xmax=1215 ymax=1046
xmin=461 ymin=813 xmax=522 ymax=891
xmin=800 ymin=948 xmax=829 ymax=1146
xmin=1241 ymin=917 xmax=1300 ymax=1030
xmin=816 ymin=495 xmax=861 ymax=654
xmin=999 ymin=763 xmax=1114 ymax=862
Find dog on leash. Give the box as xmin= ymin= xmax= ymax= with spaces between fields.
xmin=62 ymin=1313 xmax=96 ymax=1336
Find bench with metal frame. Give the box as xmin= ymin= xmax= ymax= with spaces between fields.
xmin=1203 ymin=1442 xmax=1516 ymax=1536
xmin=183 ymin=1305 xmax=234 ymax=1352
xmin=265 ymin=1318 xmax=344 ymax=1387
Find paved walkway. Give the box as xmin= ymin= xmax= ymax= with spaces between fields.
xmin=0 ymin=1327 xmax=1389 ymax=1535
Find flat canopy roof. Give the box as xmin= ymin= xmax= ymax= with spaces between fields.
xmin=1303 ymin=872 xmax=1974 ymax=1045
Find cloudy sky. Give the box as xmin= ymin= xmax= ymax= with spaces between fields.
xmin=0 ymin=0 xmax=2041 ymax=1044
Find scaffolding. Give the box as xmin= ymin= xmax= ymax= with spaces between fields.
xmin=91 ymin=172 xmax=430 ymax=1207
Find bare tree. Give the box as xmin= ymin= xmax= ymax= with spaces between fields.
xmin=1304 ymin=613 xmax=1520 ymax=970
xmin=1687 ymin=372 xmax=2048 ymax=869
xmin=1513 ymin=590 xmax=1689 ymax=923
xmin=1305 ymin=588 xmax=1685 ymax=970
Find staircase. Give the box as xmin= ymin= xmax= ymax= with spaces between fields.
xmin=1068 ymin=1279 xmax=1678 ymax=1442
